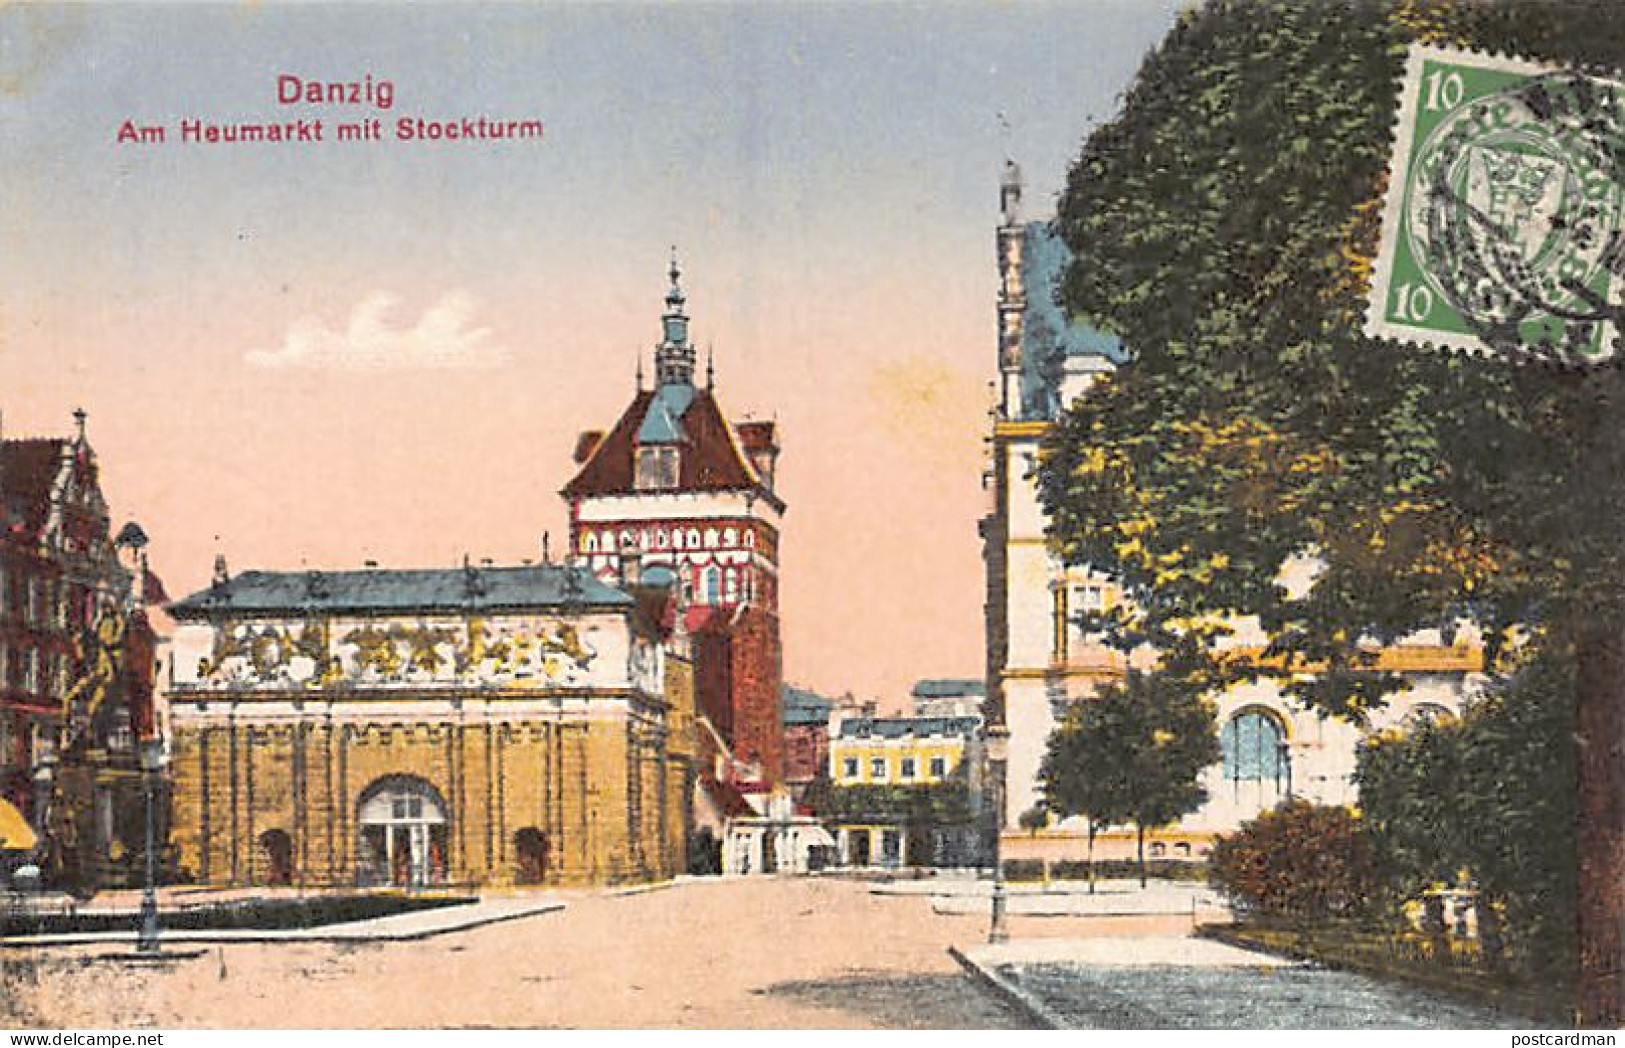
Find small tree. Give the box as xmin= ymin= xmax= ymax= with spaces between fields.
xmin=1042 ymin=669 xmax=1218 ymax=888
xmin=1017 ymin=804 xmax=1049 ymax=836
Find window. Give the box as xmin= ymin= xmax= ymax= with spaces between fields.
xmin=722 ymin=528 xmax=737 ymax=548
xmin=1221 ymin=709 xmax=1286 ymax=782
xmin=842 ymin=757 xmax=858 ymax=779
xmin=584 ymin=533 xmax=598 ymax=553
xmin=655 ymin=529 xmax=668 ymax=549
xmin=635 ymin=447 xmax=679 ymax=490
xmin=724 ymin=568 xmax=738 ymax=603
xmin=900 ymin=757 xmax=917 ymax=779
xmin=703 ymin=528 xmax=718 ymax=548
xmin=686 ymin=528 xmax=701 ymax=548
xmin=869 ymin=757 xmax=886 ymax=779
xmin=106 ymin=708 xmax=133 ymax=753
xmin=672 ymin=530 xmax=685 ymax=550
xmin=392 ymin=795 xmax=425 ymax=820
xmin=705 ymin=568 xmax=721 ymax=605
xmin=22 ymin=648 xmax=38 ymax=692
xmin=745 ymin=531 xmax=756 ymax=549
xmin=929 ymin=756 xmax=946 ymax=778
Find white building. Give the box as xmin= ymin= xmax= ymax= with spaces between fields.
xmin=980 ymin=162 xmax=1485 ymax=863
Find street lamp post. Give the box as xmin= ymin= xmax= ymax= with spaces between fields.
xmin=136 ymin=737 xmax=163 ymax=955
xmin=986 ymin=728 xmax=1009 ymax=944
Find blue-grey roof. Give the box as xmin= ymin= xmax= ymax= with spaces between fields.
xmin=837 ymin=716 xmax=981 ymax=740
xmin=782 ymin=684 xmax=836 ymax=726
xmin=636 ymin=382 xmax=695 ymax=444
xmin=1021 ymin=221 xmax=1125 ymax=421
xmin=910 ymin=678 xmax=985 ymax=699
xmin=169 ymin=564 xmax=631 ymax=618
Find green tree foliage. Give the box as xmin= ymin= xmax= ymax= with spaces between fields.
xmin=1040 ymin=671 xmax=1219 ymax=884
xmin=820 ymin=781 xmax=973 ymax=827
xmin=1038 ymin=0 xmax=1623 ymax=1021
xmin=1208 ymin=800 xmax=1380 ymax=923
xmin=1358 ymin=647 xmax=1579 ymax=983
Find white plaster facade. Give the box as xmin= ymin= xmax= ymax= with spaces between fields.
xmin=981 ymin=163 xmax=1484 ymax=860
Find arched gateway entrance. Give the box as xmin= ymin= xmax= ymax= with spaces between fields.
xmin=357 ymin=777 xmax=449 ymax=887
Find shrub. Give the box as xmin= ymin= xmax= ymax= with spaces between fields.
xmin=1208 ymin=800 xmax=1378 ymax=923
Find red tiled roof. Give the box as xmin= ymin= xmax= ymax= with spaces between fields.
xmin=561 ymin=387 xmax=783 ymax=509
xmin=735 ymin=420 xmax=777 ymax=453
xmin=1 ymin=439 xmax=68 ymax=532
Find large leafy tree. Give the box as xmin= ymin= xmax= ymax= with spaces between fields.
xmin=1040 ymin=671 xmax=1218 ymax=887
xmin=1038 ymin=0 xmax=1624 ymax=1025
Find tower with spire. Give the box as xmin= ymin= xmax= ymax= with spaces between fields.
xmin=562 ymin=254 xmax=785 ymax=785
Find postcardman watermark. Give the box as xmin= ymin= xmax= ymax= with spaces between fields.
xmin=1367 ymin=44 xmax=1625 ymax=367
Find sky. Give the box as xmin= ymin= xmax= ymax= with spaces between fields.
xmin=0 ymin=1 xmax=1184 ymax=707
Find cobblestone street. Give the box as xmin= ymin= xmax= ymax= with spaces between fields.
xmin=1002 ymin=961 xmax=1526 ymax=1029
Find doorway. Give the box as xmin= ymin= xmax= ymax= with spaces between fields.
xmin=357 ymin=777 xmax=449 ymax=888
xmin=259 ymin=829 xmax=294 ymax=886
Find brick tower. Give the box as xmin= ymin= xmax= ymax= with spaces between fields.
xmin=562 ymin=253 xmax=784 ymax=783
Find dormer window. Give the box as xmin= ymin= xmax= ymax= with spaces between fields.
xmin=636 ymin=446 xmax=679 ymax=490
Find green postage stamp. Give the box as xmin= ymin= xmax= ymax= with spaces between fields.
xmin=1367 ymin=44 xmax=1625 ymax=366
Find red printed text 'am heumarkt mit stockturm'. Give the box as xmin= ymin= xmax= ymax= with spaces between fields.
xmin=115 ymin=73 xmax=543 ymax=146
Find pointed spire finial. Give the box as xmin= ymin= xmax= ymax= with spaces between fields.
xmin=636 ymin=348 xmax=645 ymax=391
xmin=72 ymin=407 xmax=87 ymax=442
xmin=706 ymin=343 xmax=715 ymax=389
xmin=669 ymin=244 xmax=681 ymax=288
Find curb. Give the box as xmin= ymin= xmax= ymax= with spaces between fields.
xmin=0 ymin=902 xmax=565 ymax=948
xmin=947 ymin=945 xmax=1066 ymax=1030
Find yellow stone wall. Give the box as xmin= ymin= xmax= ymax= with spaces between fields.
xmin=169 ymin=703 xmax=680 ymax=889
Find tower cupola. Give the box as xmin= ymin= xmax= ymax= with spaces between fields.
xmin=655 ymin=248 xmax=697 ymax=386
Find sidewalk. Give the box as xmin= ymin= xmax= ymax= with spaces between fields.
xmin=871 ymin=877 xmax=1229 ymax=918
xmin=950 ymin=934 xmax=1522 ymax=1029
xmin=0 ymin=894 xmax=565 ymax=948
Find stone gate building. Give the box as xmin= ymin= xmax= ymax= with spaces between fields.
xmin=165 ymin=560 xmax=693 ymax=888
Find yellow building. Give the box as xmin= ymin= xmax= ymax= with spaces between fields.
xmin=826 ymin=714 xmax=984 ymax=868
xmin=164 ymin=560 xmax=695 ymax=888
xmin=829 ymin=715 xmax=979 ymax=788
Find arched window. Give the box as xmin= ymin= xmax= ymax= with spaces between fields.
xmin=357 ymin=776 xmax=450 ymax=888
xmin=655 ymin=528 xmax=668 ymax=549
xmin=1221 ymin=709 xmax=1286 ymax=782
xmin=703 ymin=528 xmax=719 ymax=548
xmin=584 ymin=533 xmax=598 ymax=554
xmin=705 ymin=567 xmax=721 ymax=605
xmin=672 ymin=529 xmax=685 ymax=550
xmin=745 ymin=531 xmax=756 ymax=549
xmin=722 ymin=528 xmax=737 ymax=548
xmin=599 ymin=529 xmax=615 ymax=552
xmin=724 ymin=568 xmax=738 ymax=603
xmin=687 ymin=528 xmax=701 ymax=549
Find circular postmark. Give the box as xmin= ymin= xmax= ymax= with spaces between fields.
xmin=1405 ymin=71 xmax=1625 ymax=358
